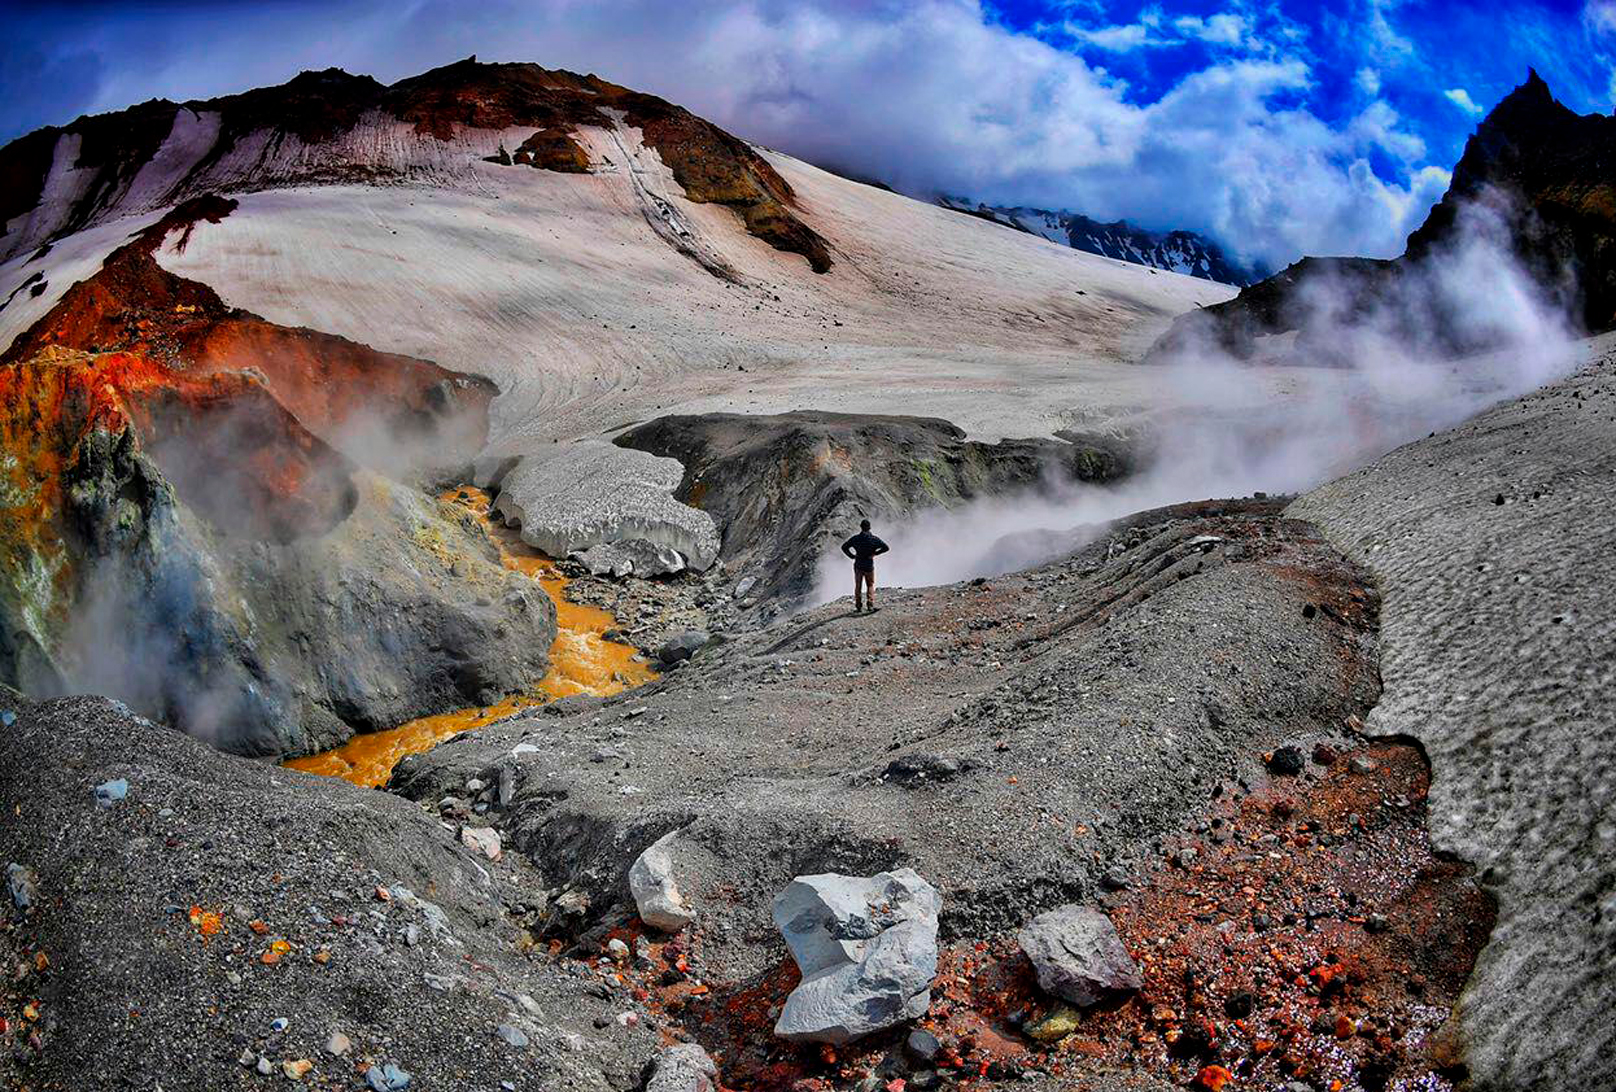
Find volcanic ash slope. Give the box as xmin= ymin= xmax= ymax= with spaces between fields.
xmin=1288 ymin=342 xmax=1616 ymax=1090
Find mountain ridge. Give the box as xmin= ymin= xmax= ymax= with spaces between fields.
xmin=940 ymin=198 xmax=1261 ymax=285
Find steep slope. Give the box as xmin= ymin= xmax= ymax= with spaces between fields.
xmin=1290 ymin=345 xmax=1616 ymax=1090
xmin=1151 ymin=70 xmax=1606 ymax=361
xmin=0 ymin=58 xmax=828 ymax=273
xmin=942 ymin=199 xmax=1260 ymax=285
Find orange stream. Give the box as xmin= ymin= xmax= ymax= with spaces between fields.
xmin=284 ymin=487 xmax=656 ymax=787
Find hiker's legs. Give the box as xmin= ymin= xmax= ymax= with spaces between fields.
xmin=853 ymin=564 xmax=864 ymax=610
xmin=859 ymin=568 xmax=876 ymax=610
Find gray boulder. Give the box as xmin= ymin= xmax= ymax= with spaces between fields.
xmin=1017 ymin=904 xmax=1142 ymax=1007
xmin=643 ymin=1042 xmax=717 ymax=1092
xmin=771 ymin=868 xmax=940 ymax=1044
xmin=628 ymin=831 xmax=696 ymax=932
xmin=658 ymin=631 xmax=711 ymax=665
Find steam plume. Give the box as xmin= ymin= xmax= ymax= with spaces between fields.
xmin=812 ymin=197 xmax=1579 ymax=600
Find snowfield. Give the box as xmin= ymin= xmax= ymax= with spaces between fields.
xmin=103 ymin=128 xmax=1253 ymax=449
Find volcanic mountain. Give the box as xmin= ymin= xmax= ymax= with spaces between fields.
xmin=1 ymin=53 xmax=1614 ymax=1092
xmin=0 ymin=58 xmax=1226 ymax=753
xmin=1151 ymin=69 xmax=1616 ymax=361
xmin=941 ymin=198 xmax=1261 ymax=285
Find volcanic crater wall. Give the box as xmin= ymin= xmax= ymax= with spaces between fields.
xmin=0 ymin=196 xmax=557 ymax=757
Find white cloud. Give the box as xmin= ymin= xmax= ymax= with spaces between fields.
xmin=1444 ymin=87 xmax=1484 ymax=116
xmin=1067 ymin=21 xmax=1171 ymax=51
xmin=46 ymin=0 xmax=1448 ymax=269
xmin=1355 ymin=66 xmax=1382 ymax=96
xmin=1585 ymin=0 xmax=1616 ymax=35
xmin=1172 ymin=12 xmax=1249 ymax=47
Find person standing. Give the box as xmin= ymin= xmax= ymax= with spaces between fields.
xmin=841 ymin=519 xmax=890 ymax=613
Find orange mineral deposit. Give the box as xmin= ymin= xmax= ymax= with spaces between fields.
xmin=286 ymin=487 xmax=657 ymax=787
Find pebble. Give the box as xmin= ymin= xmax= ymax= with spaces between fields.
xmin=494 ymin=1023 xmax=530 ymax=1047
xmin=93 ymin=777 xmax=128 ymax=808
xmin=607 ymin=938 xmax=630 ymax=960
xmin=1349 ymin=756 xmax=1378 ymax=774
xmin=255 ymin=1056 xmax=274 ymax=1076
xmin=1266 ymin=746 xmax=1305 ymax=776
xmin=282 ymin=1059 xmax=313 ymax=1080
xmin=906 ymin=1028 xmax=943 ymax=1063
xmin=269 ymin=1017 xmax=289 ymax=1033
xmin=325 ymin=1031 xmax=352 ymax=1056
xmin=237 ymin=1048 xmax=257 ymax=1067
xmin=365 ymin=1063 xmax=413 ymax=1091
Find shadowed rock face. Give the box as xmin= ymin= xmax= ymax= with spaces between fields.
xmin=614 ymin=410 xmax=1132 ymax=601
xmin=1149 ymin=70 xmax=1608 ymax=362
xmin=0 ymin=197 xmax=554 ymax=756
xmin=0 ymin=58 xmax=831 ymax=273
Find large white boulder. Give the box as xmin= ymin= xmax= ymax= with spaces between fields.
xmin=493 ymin=442 xmax=719 ymax=571
xmin=629 ymin=831 xmax=697 ymax=933
xmin=771 ymin=868 xmax=940 ymax=1044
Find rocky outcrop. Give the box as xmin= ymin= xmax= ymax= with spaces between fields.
xmin=492 ymin=442 xmax=719 ymax=571
xmin=614 ymin=410 xmax=1132 ymax=600
xmin=0 ymin=58 xmax=831 ymax=273
xmin=772 ymin=869 xmax=940 ymax=1043
xmin=1148 ymin=71 xmax=1607 ymax=362
xmin=0 ymin=197 xmax=553 ymax=757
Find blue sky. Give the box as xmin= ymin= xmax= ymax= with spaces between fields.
xmin=2 ymin=1 xmax=1613 ymax=266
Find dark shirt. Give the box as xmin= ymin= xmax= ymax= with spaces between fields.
xmin=841 ymin=530 xmax=890 ymax=569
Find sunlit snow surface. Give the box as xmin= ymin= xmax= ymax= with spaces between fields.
xmin=144 ymin=133 xmax=1253 ymax=447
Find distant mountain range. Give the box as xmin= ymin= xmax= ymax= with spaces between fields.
xmin=938 ymin=198 xmax=1263 ymax=286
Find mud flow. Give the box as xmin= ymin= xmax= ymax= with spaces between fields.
xmin=285 ymin=487 xmax=656 ymax=786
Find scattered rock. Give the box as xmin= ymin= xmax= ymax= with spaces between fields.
xmin=324 ymin=1031 xmax=352 ymax=1057
xmin=1025 ymin=1004 xmax=1083 ymax=1043
xmin=1349 ymin=756 xmax=1379 ymax=774
xmin=93 ymin=777 xmax=128 ymax=807
xmin=905 ymin=1028 xmax=942 ymax=1064
xmin=459 ymin=825 xmax=502 ymax=860
xmin=1267 ymin=746 xmax=1305 ymax=776
xmin=771 ymin=868 xmax=941 ymax=1044
xmin=282 ymin=1059 xmax=314 ymax=1080
xmin=881 ymin=753 xmax=969 ymax=786
xmin=1017 ymin=904 xmax=1142 ymax=1007
xmin=6 ymin=862 xmax=37 ymax=912
xmin=1098 ymin=866 xmax=1130 ymax=892
xmin=494 ymin=1023 xmax=530 ymax=1047
xmin=658 ymin=631 xmax=711 ymax=665
xmin=643 ymin=1042 xmax=718 ymax=1092
xmin=629 ymin=831 xmax=698 ymax=932
xmin=255 ymin=1056 xmax=274 ymax=1076
xmin=365 ymin=1063 xmax=412 ymax=1091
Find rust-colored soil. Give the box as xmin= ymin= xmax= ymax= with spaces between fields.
xmin=608 ymin=741 xmax=1493 ymax=1092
